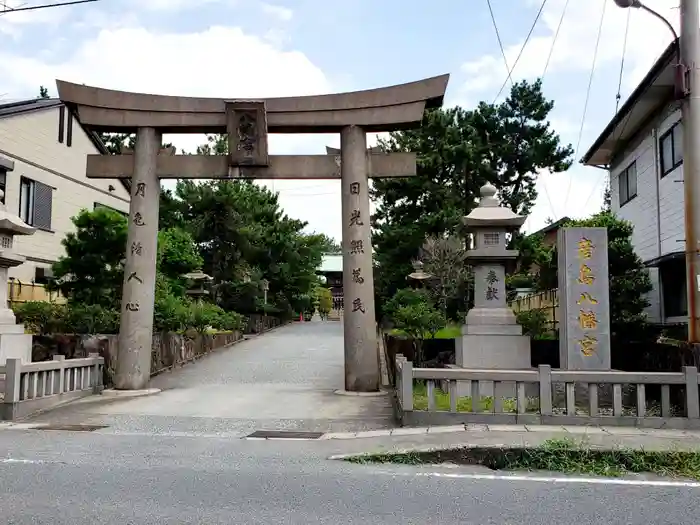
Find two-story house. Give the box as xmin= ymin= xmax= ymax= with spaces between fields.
xmin=0 ymin=98 xmax=130 ymax=285
xmin=581 ymin=40 xmax=685 ymax=324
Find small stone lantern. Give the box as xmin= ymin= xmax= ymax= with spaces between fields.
xmin=407 ymin=260 xmax=433 ymax=289
xmin=0 ymin=189 xmax=36 ymax=363
xmin=456 ymin=183 xmax=530 ymax=377
xmin=261 ymin=279 xmax=269 ymax=306
xmin=182 ymin=270 xmax=213 ymax=300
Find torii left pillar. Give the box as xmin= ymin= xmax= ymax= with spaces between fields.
xmin=114 ymin=127 xmax=161 ymax=390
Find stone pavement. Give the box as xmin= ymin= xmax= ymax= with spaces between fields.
xmin=17 ymin=320 xmax=394 ymax=436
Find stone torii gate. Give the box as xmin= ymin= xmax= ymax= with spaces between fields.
xmin=56 ymin=75 xmax=449 ymax=392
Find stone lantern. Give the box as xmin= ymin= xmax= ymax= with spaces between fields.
xmin=407 ymin=260 xmax=433 ymax=290
xmin=261 ymin=279 xmax=269 ymax=306
xmin=182 ymin=270 xmax=213 ymax=300
xmin=0 ymin=189 xmax=36 ymax=363
xmin=456 ymin=183 xmax=530 ymax=375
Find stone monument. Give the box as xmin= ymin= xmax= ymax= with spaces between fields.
xmin=455 ymin=184 xmax=530 ymax=391
xmin=0 ymin=189 xmax=36 ymax=364
xmin=557 ymin=227 xmax=611 ymax=370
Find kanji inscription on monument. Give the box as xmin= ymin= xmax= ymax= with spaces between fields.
xmin=557 ymin=227 xmax=611 ymax=370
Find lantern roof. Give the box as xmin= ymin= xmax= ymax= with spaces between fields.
xmin=463 ymin=183 xmax=526 ymax=230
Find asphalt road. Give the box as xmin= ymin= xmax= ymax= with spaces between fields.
xmin=0 ymin=430 xmax=697 ymax=524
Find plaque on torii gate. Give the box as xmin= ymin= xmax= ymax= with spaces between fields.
xmin=56 ymin=74 xmax=449 ymax=393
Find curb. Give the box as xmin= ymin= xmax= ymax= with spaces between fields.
xmin=322 ymin=424 xmax=471 ymax=440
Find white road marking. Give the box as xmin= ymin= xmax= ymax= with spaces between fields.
xmin=0 ymin=458 xmax=50 ymax=465
xmin=375 ymin=470 xmax=700 ymax=488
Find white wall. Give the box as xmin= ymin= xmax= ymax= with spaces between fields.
xmin=0 ymin=106 xmax=130 ymax=281
xmin=607 ymin=103 xmax=688 ymax=323
xmin=656 ymin=107 xmax=685 ymax=255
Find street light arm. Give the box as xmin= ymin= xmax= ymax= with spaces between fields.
xmin=639 ymin=3 xmax=680 ymax=41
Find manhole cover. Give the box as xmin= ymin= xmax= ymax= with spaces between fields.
xmin=246 ymin=430 xmax=324 ymax=440
xmin=36 ymin=424 xmax=108 ymax=432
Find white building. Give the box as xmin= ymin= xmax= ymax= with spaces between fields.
xmin=582 ymin=40 xmax=685 ymax=325
xmin=0 ymin=98 xmax=130 ymax=284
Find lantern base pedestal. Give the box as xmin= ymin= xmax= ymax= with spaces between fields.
xmin=453 ymin=321 xmax=531 ymax=398
xmin=0 ymin=323 xmax=32 ymax=364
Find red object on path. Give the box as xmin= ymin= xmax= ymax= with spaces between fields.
xmin=299 ymin=313 xmax=303 ymax=322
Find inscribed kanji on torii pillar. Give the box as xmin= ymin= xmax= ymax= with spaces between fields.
xmin=557 ymin=227 xmax=611 ymax=370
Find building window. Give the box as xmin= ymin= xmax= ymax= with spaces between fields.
xmin=660 ymin=122 xmax=683 ymax=177
xmin=20 ymin=177 xmax=53 ymax=230
xmin=0 ymin=171 xmax=5 ymax=204
xmin=618 ymin=161 xmax=637 ymax=206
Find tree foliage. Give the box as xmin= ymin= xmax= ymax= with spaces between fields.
xmin=48 ymin=208 xmax=201 ymax=307
xmin=531 ymin=211 xmax=653 ymax=339
xmin=157 ymin=134 xmax=327 ymax=316
xmin=419 ymin=235 xmax=469 ymax=318
xmin=372 ymin=80 xmax=573 ymax=315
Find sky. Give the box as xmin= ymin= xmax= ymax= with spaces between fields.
xmin=0 ymin=0 xmax=682 ymax=242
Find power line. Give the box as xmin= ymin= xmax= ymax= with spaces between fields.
xmin=562 ymin=0 xmax=607 ymax=215
xmin=0 ymin=0 xmax=98 ymax=14
xmin=615 ymin=9 xmax=632 ymax=114
xmin=580 ymin=5 xmax=633 ymax=214
xmin=542 ymin=0 xmax=570 ymax=80
xmin=486 ymin=0 xmax=513 ymax=95
xmin=492 ymin=0 xmax=548 ymax=103
xmin=486 ymin=0 xmax=557 ymax=224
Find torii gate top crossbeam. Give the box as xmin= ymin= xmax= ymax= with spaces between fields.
xmin=55 ymin=74 xmax=449 ymax=134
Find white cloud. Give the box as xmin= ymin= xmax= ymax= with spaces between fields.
xmin=462 ymin=0 xmax=678 ymax=99
xmin=261 ymin=2 xmax=293 ymax=21
xmin=131 ymin=0 xmax=237 ymax=12
xmin=461 ymin=0 xmax=681 ymax=232
xmin=0 ymin=0 xmax=71 ymax=36
xmin=0 ymin=23 xmax=355 ymax=240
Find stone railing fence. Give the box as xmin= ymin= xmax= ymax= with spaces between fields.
xmin=0 ymin=354 xmax=104 ymax=420
xmin=394 ymin=355 xmax=700 ymax=429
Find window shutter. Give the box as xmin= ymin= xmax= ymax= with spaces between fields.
xmin=33 ymin=182 xmax=53 ymax=230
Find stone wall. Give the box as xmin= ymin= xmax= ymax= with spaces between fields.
xmin=31 ymin=331 xmax=244 ymax=386
xmin=245 ymin=314 xmax=283 ymax=334
xmin=30 ymin=315 xmax=285 ymax=386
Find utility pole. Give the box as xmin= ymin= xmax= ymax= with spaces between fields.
xmin=680 ymin=0 xmax=700 ymax=342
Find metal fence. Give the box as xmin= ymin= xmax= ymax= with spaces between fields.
xmin=395 ymin=355 xmax=700 ymax=429
xmin=1 ymin=354 xmax=104 ymax=420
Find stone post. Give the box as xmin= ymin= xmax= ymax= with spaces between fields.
xmin=0 ymin=190 xmax=35 ymax=364
xmin=114 ymin=127 xmax=161 ymax=390
xmin=340 ymin=125 xmax=379 ymax=392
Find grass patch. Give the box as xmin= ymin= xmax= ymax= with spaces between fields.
xmin=388 ymin=324 xmax=461 ymax=339
xmin=412 ymin=382 xmax=538 ymax=413
xmin=344 ymin=438 xmax=700 ymax=480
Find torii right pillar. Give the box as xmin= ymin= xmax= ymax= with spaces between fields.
xmin=340 ymin=126 xmax=378 ymax=392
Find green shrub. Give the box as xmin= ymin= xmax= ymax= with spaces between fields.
xmin=63 ymin=304 xmax=120 ymax=334
xmin=384 ymin=288 xmax=432 ymax=324
xmin=317 ymin=287 xmax=332 ymax=314
xmin=187 ymin=301 xmax=226 ymax=333
xmin=13 ymin=301 xmax=66 ymax=334
xmin=516 ymin=308 xmax=550 ymax=338
xmin=154 ymin=294 xmax=191 ymax=332
xmin=215 ymin=311 xmax=246 ymax=332
xmin=392 ymin=301 xmax=446 ymax=365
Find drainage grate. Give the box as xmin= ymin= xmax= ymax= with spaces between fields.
xmin=35 ymin=424 xmax=108 ymax=432
xmin=246 ymin=430 xmax=325 ymax=440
